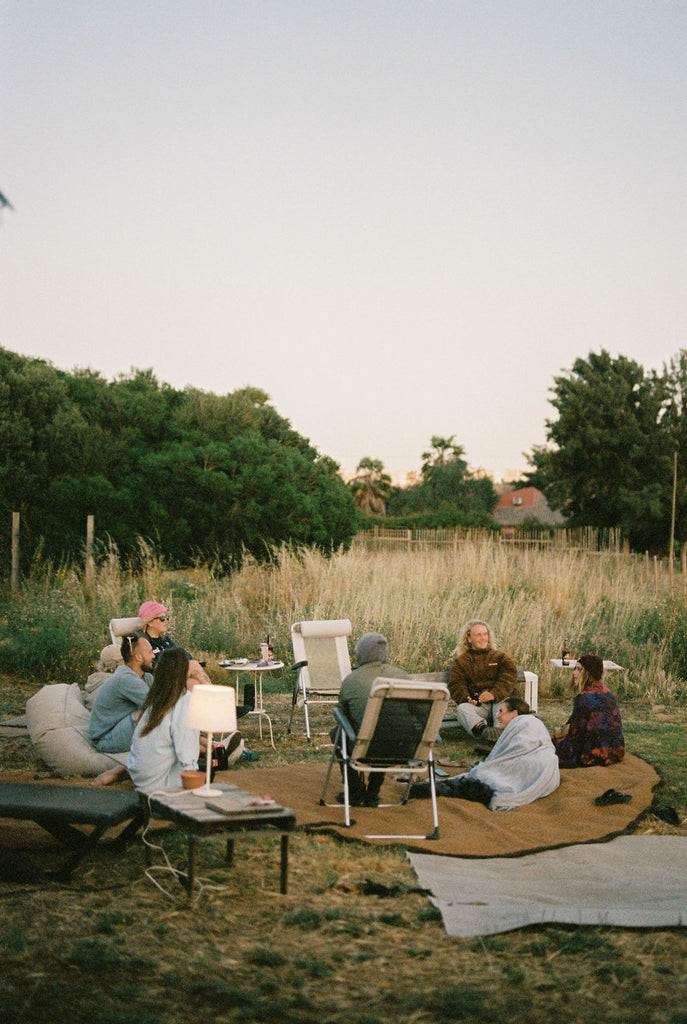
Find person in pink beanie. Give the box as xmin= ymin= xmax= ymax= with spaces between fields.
xmin=138 ymin=601 xmax=175 ymax=670
xmin=138 ymin=601 xmax=210 ymax=690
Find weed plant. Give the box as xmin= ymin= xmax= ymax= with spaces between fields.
xmin=1 ymin=539 xmax=687 ymax=701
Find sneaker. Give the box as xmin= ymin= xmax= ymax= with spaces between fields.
xmin=221 ymin=731 xmax=244 ymax=766
xmin=221 ymin=731 xmax=243 ymax=755
xmin=472 ymin=723 xmax=500 ymax=744
xmin=594 ymin=788 xmax=631 ymax=806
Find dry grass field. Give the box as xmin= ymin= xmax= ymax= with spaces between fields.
xmin=1 ymin=682 xmax=686 ymax=1024
xmin=1 ymin=541 xmax=687 ymax=1023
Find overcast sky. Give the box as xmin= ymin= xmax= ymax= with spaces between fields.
xmin=2 ymin=1 xmax=685 ymax=481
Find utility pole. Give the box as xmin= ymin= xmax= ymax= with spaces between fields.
xmin=669 ymin=451 xmax=678 ymax=599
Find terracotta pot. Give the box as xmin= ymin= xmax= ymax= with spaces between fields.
xmin=180 ymin=770 xmax=206 ymax=790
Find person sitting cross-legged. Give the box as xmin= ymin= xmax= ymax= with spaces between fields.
xmin=448 ymin=619 xmax=518 ymax=746
xmin=332 ymin=631 xmax=411 ymax=808
xmin=89 ymin=633 xmax=154 ymax=755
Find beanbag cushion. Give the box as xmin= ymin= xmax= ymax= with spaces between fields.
xmin=84 ymin=671 xmax=110 ymax=710
xmin=26 ymin=683 xmax=128 ymax=777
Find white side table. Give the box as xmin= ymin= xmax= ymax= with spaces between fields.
xmin=219 ymin=660 xmax=284 ymax=749
xmin=550 ymin=659 xmax=626 ymax=672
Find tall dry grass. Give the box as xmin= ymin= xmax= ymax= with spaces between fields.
xmin=2 ymin=539 xmax=686 ymax=701
xmin=212 ymin=542 xmax=685 ymax=701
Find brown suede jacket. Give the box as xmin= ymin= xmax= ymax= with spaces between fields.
xmin=448 ymin=647 xmax=518 ymax=705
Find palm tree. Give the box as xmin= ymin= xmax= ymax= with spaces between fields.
xmin=421 ymin=435 xmax=465 ymax=478
xmin=350 ymin=457 xmax=392 ymax=515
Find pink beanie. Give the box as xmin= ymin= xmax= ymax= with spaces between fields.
xmin=138 ymin=601 xmax=167 ymax=623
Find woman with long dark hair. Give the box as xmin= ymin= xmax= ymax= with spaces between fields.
xmin=127 ymin=648 xmax=200 ymax=792
xmin=552 ymin=654 xmax=625 ymax=768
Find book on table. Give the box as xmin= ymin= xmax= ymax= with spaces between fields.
xmin=204 ymin=795 xmax=283 ymax=816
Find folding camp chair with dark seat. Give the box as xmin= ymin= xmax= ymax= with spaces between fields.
xmin=288 ymin=619 xmax=352 ymax=742
xmin=320 ymin=678 xmax=450 ymax=840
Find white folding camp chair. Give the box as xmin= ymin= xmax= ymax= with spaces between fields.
xmin=108 ymin=616 xmax=143 ymax=648
xmin=288 ymin=619 xmax=352 ymax=742
xmin=321 ymin=678 xmax=450 ymax=840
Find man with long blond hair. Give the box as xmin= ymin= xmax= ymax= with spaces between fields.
xmin=448 ymin=619 xmax=518 ymax=744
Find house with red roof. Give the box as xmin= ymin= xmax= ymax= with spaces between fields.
xmin=494 ymin=486 xmax=566 ymax=530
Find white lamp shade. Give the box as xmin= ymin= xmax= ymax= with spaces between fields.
xmin=185 ymin=684 xmax=237 ymax=733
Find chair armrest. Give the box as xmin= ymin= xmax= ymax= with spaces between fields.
xmin=291 ymin=660 xmax=308 ymax=673
xmin=333 ymin=705 xmax=357 ymax=745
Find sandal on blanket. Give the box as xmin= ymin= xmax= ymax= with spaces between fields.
xmin=594 ymin=788 xmax=632 ymax=806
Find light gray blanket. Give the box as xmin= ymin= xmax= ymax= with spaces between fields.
xmin=409 ymin=836 xmax=687 ymax=936
xmin=453 ymin=713 xmax=560 ymax=811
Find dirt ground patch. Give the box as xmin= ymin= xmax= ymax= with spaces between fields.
xmin=1 ymin=678 xmax=687 ymax=1024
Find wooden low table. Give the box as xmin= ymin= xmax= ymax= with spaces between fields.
xmin=0 ymin=783 xmax=144 ymax=880
xmin=143 ymin=783 xmax=296 ymax=896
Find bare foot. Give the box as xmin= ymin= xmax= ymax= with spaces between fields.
xmin=91 ymin=765 xmax=129 ymax=787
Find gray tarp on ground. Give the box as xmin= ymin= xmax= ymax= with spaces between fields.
xmin=408 ymin=835 xmax=687 ymax=936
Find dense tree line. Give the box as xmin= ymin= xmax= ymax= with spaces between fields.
xmin=350 ymin=436 xmax=498 ymax=530
xmin=521 ymin=349 xmax=687 ymax=552
xmin=0 ymin=348 xmax=356 ymax=568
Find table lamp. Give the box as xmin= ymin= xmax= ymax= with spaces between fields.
xmin=184 ymin=684 xmax=237 ymax=797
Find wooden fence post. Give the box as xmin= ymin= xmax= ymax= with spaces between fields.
xmin=85 ymin=515 xmax=95 ymax=597
xmin=11 ymin=512 xmax=19 ymax=596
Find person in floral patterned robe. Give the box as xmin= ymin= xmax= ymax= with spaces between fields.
xmin=553 ymin=654 xmax=625 ymax=768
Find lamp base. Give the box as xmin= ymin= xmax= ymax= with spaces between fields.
xmin=191 ymin=784 xmax=223 ymax=798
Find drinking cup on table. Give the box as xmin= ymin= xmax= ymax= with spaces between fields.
xmin=260 ymin=643 xmax=269 ymax=663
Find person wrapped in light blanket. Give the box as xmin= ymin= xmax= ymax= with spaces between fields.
xmin=412 ymin=697 xmax=560 ymax=811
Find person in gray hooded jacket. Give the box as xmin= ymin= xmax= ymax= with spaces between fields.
xmin=333 ymin=631 xmax=410 ymax=808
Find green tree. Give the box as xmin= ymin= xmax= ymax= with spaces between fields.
xmin=545 ymin=349 xmax=671 ymax=550
xmin=518 ymin=444 xmax=557 ymax=495
xmin=387 ymin=436 xmax=496 ymax=522
xmin=421 ymin=435 xmax=466 ymax=478
xmin=349 ymin=457 xmax=392 ymax=515
xmin=658 ymin=350 xmax=687 ymax=549
xmin=0 ymin=347 xmax=356 ymax=568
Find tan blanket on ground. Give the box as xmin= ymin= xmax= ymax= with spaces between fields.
xmin=0 ymin=753 xmax=660 ymax=858
xmin=213 ymin=752 xmax=660 ymax=856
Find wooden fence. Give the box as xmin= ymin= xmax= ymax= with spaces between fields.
xmin=351 ymin=526 xmax=625 ymax=553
